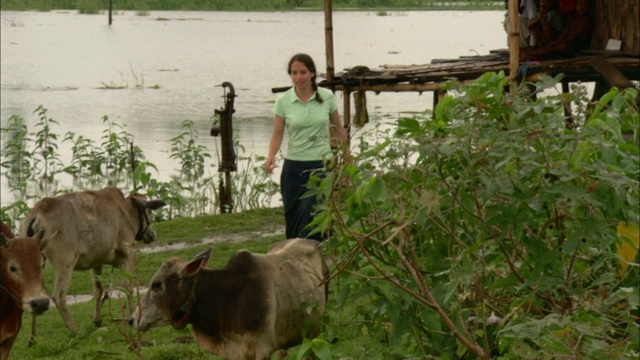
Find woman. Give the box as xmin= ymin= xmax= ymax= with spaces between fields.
xmin=265 ymin=53 xmax=349 ymax=241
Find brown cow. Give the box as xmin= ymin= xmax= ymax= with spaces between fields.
xmin=19 ymin=187 xmax=166 ymax=336
xmin=1 ymin=232 xmax=50 ymax=360
xmin=129 ymin=238 xmax=328 ymax=360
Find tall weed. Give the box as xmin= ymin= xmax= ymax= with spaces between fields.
xmin=1 ymin=106 xmax=278 ymax=228
xmin=1 ymin=115 xmax=33 ymax=199
xmin=99 ymin=116 xmax=139 ymax=187
xmin=31 ymin=106 xmax=64 ymax=196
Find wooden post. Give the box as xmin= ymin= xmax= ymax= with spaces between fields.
xmin=433 ymin=89 xmax=445 ymax=110
xmin=561 ymin=80 xmax=574 ymax=128
xmin=325 ymin=0 xmax=349 ymax=146
xmin=108 ymin=0 xmax=113 ymax=26
xmin=343 ymin=90 xmax=351 ymax=136
xmin=324 ymin=0 xmax=335 ymax=81
xmin=508 ymin=0 xmax=520 ymax=93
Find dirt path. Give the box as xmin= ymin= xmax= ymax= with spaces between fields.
xmin=139 ymin=226 xmax=286 ymax=254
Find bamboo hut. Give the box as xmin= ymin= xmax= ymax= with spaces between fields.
xmin=591 ymin=0 xmax=639 ymax=53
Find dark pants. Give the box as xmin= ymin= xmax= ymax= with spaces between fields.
xmin=280 ymin=159 xmax=326 ymax=241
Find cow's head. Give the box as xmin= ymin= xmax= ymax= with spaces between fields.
xmin=0 ymin=231 xmax=50 ymax=315
xmin=129 ymin=248 xmax=212 ymax=331
xmin=128 ymin=193 xmax=166 ymax=244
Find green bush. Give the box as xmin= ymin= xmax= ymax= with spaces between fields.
xmin=317 ymin=73 xmax=639 ymax=358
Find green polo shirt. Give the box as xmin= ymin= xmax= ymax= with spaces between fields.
xmin=273 ymin=86 xmax=338 ymax=161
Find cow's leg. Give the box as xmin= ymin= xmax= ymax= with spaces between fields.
xmin=241 ymin=336 xmax=258 ymax=360
xmin=124 ymin=247 xmax=135 ymax=314
xmin=272 ymin=349 xmax=288 ymax=360
xmin=92 ymin=267 xmax=105 ymax=327
xmin=51 ymin=263 xmax=78 ymax=333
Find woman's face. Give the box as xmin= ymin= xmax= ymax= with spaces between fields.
xmin=289 ymin=60 xmax=314 ymax=90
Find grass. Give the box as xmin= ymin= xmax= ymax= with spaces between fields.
xmin=8 ymin=207 xmax=397 ymax=359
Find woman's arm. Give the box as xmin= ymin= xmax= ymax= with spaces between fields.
xmin=329 ymin=110 xmax=352 ymax=162
xmin=265 ymin=115 xmax=285 ymax=174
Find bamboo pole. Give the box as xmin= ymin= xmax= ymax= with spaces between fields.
xmin=324 ymin=0 xmax=335 ymax=81
xmin=324 ymin=0 xmax=350 ymax=145
xmin=508 ymin=0 xmax=520 ymax=92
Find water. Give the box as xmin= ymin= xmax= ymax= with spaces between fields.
xmin=1 ymin=10 xmax=506 ymax=204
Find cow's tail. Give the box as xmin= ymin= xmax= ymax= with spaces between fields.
xmin=21 ymin=213 xmax=58 ymax=250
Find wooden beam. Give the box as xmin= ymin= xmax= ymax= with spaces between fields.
xmin=588 ymin=57 xmax=634 ymax=89
xmin=333 ymin=83 xmax=444 ymax=92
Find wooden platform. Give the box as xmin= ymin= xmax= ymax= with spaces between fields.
xmin=272 ymin=49 xmax=639 ymax=129
xmin=318 ymin=49 xmax=640 ymax=92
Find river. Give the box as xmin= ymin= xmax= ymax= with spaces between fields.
xmin=0 ymin=9 xmax=506 ymax=205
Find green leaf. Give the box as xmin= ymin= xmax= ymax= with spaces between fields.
xmin=294 ymin=338 xmax=312 ymax=360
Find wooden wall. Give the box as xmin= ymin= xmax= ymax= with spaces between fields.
xmin=591 ymin=0 xmax=640 ymax=52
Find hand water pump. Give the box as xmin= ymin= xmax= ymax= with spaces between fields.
xmin=210 ymin=82 xmax=237 ymax=213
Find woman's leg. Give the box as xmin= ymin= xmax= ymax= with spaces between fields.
xmin=280 ymin=159 xmax=325 ymax=240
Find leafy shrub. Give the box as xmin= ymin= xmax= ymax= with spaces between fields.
xmin=318 ymin=73 xmax=639 ymax=359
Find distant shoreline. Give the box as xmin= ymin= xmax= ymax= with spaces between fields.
xmin=1 ymin=8 xmax=504 ymax=11
xmin=1 ymin=4 xmax=504 ymax=13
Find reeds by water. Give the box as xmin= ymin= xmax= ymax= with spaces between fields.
xmin=0 ymin=106 xmax=279 ymax=229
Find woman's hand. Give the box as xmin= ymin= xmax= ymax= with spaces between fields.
xmin=265 ymin=157 xmax=277 ymax=174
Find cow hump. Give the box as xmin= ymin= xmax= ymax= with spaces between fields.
xmin=226 ymin=250 xmax=258 ymax=273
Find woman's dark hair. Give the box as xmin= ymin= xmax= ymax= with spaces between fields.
xmin=288 ymin=53 xmax=323 ymax=103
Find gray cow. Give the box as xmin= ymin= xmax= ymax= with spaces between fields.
xmin=130 ymin=238 xmax=328 ymax=360
xmin=20 ymin=187 xmax=166 ymax=338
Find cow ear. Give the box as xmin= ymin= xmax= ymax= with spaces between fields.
xmin=179 ymin=248 xmax=212 ymax=278
xmin=147 ymin=200 xmax=167 ymax=210
xmin=0 ymin=233 xmax=8 ymax=247
xmin=192 ymin=247 xmax=212 ymax=264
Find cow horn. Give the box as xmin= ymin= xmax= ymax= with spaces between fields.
xmin=38 ymin=230 xmax=53 ymax=249
xmin=33 ymin=229 xmax=46 ymax=240
xmin=147 ymin=200 xmax=167 ymax=211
